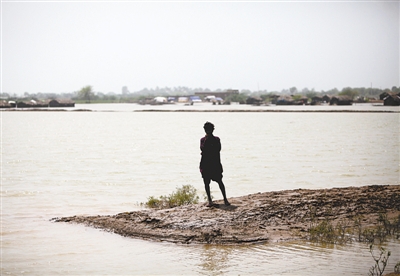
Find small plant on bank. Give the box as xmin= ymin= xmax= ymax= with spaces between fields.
xmin=308 ymin=218 xmax=353 ymax=244
xmin=394 ymin=261 xmax=400 ymax=273
xmin=144 ymin=185 xmax=199 ymax=209
xmin=368 ymin=245 xmax=391 ymax=276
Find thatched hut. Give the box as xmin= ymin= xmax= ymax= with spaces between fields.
xmin=276 ymin=95 xmax=294 ymax=105
xmin=379 ymin=91 xmax=396 ymax=100
xmin=311 ymin=96 xmax=323 ymax=105
xmin=246 ymin=96 xmax=263 ymax=105
xmin=0 ymin=101 xmax=12 ymax=108
xmin=15 ymin=101 xmax=36 ymax=108
xmin=269 ymin=94 xmax=280 ymax=104
xmin=383 ymin=94 xmax=400 ymax=106
xmin=329 ymin=96 xmax=353 ymax=105
xmin=294 ymin=96 xmax=308 ymax=105
xmin=322 ymin=95 xmax=332 ymax=103
xmin=49 ymin=100 xmax=75 ymax=107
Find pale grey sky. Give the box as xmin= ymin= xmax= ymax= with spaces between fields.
xmin=1 ymin=1 xmax=399 ymax=95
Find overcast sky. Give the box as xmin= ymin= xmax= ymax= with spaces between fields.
xmin=1 ymin=1 xmax=399 ymax=95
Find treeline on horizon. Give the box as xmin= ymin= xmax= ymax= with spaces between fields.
xmin=2 ymin=85 xmax=399 ymax=104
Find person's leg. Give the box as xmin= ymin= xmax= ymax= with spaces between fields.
xmin=216 ymin=179 xmax=230 ymax=206
xmin=203 ymin=178 xmax=213 ymax=206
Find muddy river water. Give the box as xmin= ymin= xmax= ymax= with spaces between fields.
xmin=2 ymin=104 xmax=399 ymax=275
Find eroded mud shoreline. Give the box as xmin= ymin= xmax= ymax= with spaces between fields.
xmin=53 ymin=185 xmax=400 ymax=244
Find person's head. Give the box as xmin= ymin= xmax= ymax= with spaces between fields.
xmin=203 ymin=122 xmax=215 ymax=135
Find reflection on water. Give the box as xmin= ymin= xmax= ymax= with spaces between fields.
xmin=2 ymin=108 xmax=399 ymax=275
xmin=199 ymin=245 xmax=233 ymax=275
xmin=195 ymin=240 xmax=400 ymax=276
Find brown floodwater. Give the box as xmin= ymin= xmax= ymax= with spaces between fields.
xmin=2 ymin=105 xmax=399 ymax=275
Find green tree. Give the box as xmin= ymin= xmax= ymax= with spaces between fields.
xmin=292 ymin=95 xmax=303 ymax=101
xmin=289 ymin=87 xmax=298 ymax=94
xmin=326 ymin=88 xmax=339 ymax=95
xmin=339 ymin=87 xmax=359 ymax=99
xmin=240 ymin=89 xmax=252 ymax=95
xmin=225 ymin=93 xmax=248 ymax=104
xmin=306 ymin=91 xmax=317 ymax=99
xmin=78 ymin=85 xmax=93 ymax=103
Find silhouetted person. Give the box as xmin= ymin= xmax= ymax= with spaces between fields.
xmin=200 ymin=122 xmax=230 ymax=207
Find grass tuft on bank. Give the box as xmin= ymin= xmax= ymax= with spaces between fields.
xmin=144 ymin=185 xmax=200 ymax=209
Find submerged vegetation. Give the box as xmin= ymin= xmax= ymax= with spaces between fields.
xmin=144 ymin=185 xmax=199 ymax=209
xmin=307 ymin=213 xmax=400 ymax=244
xmin=306 ymin=212 xmax=400 ymax=276
xmin=368 ymin=245 xmax=391 ymax=276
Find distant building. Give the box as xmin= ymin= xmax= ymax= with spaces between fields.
xmin=246 ymin=96 xmax=263 ymax=105
xmin=195 ymin=89 xmax=239 ymax=100
xmin=178 ymin=97 xmax=189 ymax=103
xmin=276 ymin=95 xmax=294 ymax=105
xmin=311 ymin=96 xmax=323 ymax=105
xmin=329 ymin=96 xmax=353 ymax=105
xmin=189 ymin=96 xmax=202 ymax=102
xmin=322 ymin=95 xmax=332 ymax=103
xmin=379 ymin=91 xmax=395 ymax=100
xmin=49 ymin=99 xmax=75 ymax=107
xmin=269 ymin=94 xmax=280 ymax=104
xmin=382 ymin=93 xmax=400 ymax=106
xmin=153 ymin=97 xmax=167 ymax=103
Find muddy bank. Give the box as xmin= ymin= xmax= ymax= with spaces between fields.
xmin=53 ymin=185 xmax=400 ymax=244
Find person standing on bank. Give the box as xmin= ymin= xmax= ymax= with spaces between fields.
xmin=200 ymin=122 xmax=230 ymax=207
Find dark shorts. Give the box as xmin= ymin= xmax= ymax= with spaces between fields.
xmin=200 ymin=160 xmax=223 ymax=181
xmin=201 ymin=171 xmax=223 ymax=181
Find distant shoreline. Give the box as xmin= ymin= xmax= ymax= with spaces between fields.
xmin=2 ymin=108 xmax=399 ymax=113
xmin=135 ymin=109 xmax=400 ymax=113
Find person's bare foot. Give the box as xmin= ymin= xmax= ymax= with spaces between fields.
xmin=206 ymin=201 xmax=214 ymax=207
xmin=224 ymin=200 xmax=230 ymax=206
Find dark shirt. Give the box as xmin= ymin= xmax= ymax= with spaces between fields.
xmin=199 ymin=134 xmax=223 ymax=177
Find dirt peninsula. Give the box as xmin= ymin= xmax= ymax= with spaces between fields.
xmin=53 ymin=185 xmax=400 ymax=244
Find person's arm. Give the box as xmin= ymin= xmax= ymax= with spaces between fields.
xmin=216 ymin=137 xmax=221 ymax=152
xmin=200 ymin=137 xmax=207 ymax=152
